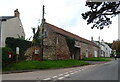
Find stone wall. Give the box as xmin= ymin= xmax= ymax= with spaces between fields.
xmin=80 ymin=42 xmax=95 ymax=59
xmin=43 ymin=24 xmax=56 ymax=60
xmin=43 ymin=24 xmax=70 ymax=60
xmin=24 ymin=46 xmax=40 ymax=61
xmin=24 ymin=22 xmax=100 ymax=61
xmin=43 ymin=46 xmax=56 ymax=60
xmin=43 ymin=23 xmax=99 ymax=60
xmin=55 ymin=34 xmax=70 ymax=60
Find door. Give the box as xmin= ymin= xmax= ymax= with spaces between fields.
xmin=74 ymin=47 xmax=80 ymax=60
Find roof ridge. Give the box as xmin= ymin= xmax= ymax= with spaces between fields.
xmin=46 ymin=23 xmax=83 ymax=39
xmin=0 ymin=16 xmax=16 ymax=20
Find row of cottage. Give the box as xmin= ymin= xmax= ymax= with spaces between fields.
xmin=0 ymin=9 xmax=112 ymax=60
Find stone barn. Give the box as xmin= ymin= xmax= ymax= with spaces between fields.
xmin=38 ymin=21 xmax=100 ymax=60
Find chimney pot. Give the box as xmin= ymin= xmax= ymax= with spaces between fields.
xmin=14 ymin=9 xmax=20 ymax=18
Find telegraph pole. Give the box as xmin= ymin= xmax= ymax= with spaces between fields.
xmin=118 ymin=14 xmax=120 ymax=40
xmin=41 ymin=5 xmax=45 ymax=61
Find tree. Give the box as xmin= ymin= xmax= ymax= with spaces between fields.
xmin=32 ymin=26 xmax=41 ymax=46
xmin=111 ymin=40 xmax=120 ymax=55
xmin=105 ymin=42 xmax=112 ymax=48
xmin=82 ymin=1 xmax=120 ymax=29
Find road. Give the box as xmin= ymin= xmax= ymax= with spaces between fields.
xmin=63 ymin=60 xmax=118 ymax=80
xmin=2 ymin=59 xmax=119 ymax=81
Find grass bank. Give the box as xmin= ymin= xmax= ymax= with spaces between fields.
xmin=3 ymin=60 xmax=89 ymax=71
xmin=82 ymin=57 xmax=111 ymax=61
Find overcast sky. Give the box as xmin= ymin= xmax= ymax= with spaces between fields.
xmin=0 ymin=0 xmax=118 ymax=43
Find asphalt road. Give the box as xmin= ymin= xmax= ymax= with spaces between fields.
xmin=2 ymin=59 xmax=119 ymax=82
xmin=63 ymin=60 xmax=119 ymax=80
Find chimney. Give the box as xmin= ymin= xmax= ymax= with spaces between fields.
xmin=91 ymin=36 xmax=93 ymax=41
xmin=14 ymin=9 xmax=20 ymax=18
xmin=98 ymin=36 xmax=100 ymax=42
xmin=101 ymin=39 xmax=104 ymax=43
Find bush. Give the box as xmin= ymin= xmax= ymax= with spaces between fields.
xmin=5 ymin=37 xmax=32 ymax=60
xmin=2 ymin=47 xmax=16 ymax=67
xmin=65 ymin=36 xmax=75 ymax=57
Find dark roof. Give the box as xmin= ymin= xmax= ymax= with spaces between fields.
xmin=0 ymin=16 xmax=16 ymax=21
xmin=46 ymin=22 xmax=99 ymax=48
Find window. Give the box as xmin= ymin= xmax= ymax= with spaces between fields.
xmin=44 ymin=30 xmax=48 ymax=38
xmin=19 ymin=24 xmax=22 ymax=27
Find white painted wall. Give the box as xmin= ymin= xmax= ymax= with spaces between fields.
xmin=93 ymin=41 xmax=112 ymax=57
xmin=1 ymin=17 xmax=25 ymax=47
xmin=94 ymin=50 xmax=97 ymax=57
xmin=86 ymin=49 xmax=88 ymax=58
xmin=101 ymin=42 xmax=112 ymax=57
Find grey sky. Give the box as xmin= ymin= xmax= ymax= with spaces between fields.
xmin=0 ymin=0 xmax=118 ymax=43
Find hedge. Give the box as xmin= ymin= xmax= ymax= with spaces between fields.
xmin=5 ymin=37 xmax=32 ymax=60
xmin=2 ymin=47 xmax=16 ymax=67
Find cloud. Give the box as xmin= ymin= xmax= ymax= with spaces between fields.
xmin=0 ymin=0 xmax=118 ymax=42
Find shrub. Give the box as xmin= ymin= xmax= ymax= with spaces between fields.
xmin=5 ymin=37 xmax=32 ymax=60
xmin=65 ymin=36 xmax=75 ymax=58
xmin=2 ymin=47 xmax=16 ymax=67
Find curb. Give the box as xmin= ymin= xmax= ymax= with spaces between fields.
xmin=2 ymin=70 xmax=34 ymax=74
xmin=85 ymin=61 xmax=109 ymax=65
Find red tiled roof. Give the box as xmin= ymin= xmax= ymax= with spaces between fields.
xmin=46 ymin=22 xmax=99 ymax=47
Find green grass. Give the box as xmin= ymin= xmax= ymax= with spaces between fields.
xmin=3 ymin=60 xmax=89 ymax=71
xmin=82 ymin=57 xmax=111 ymax=61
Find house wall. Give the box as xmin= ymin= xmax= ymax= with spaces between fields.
xmin=55 ymin=34 xmax=70 ymax=60
xmin=93 ymin=46 xmax=100 ymax=57
xmin=43 ymin=24 xmax=70 ymax=60
xmin=74 ymin=41 xmax=81 ymax=59
xmin=101 ymin=42 xmax=112 ymax=57
xmin=80 ymin=43 xmax=93 ymax=59
xmin=40 ymin=23 xmax=100 ymax=60
xmin=1 ymin=17 xmax=25 ymax=47
xmin=93 ymin=41 xmax=111 ymax=57
xmin=43 ymin=25 xmax=56 ymax=60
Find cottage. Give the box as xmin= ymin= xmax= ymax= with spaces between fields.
xmin=95 ymin=40 xmax=112 ymax=57
xmin=38 ymin=19 xmax=100 ymax=60
xmin=0 ymin=9 xmax=25 ymax=47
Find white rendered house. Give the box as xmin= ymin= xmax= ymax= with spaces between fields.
xmin=0 ymin=9 xmax=25 ymax=47
xmin=92 ymin=37 xmax=112 ymax=57
xmin=100 ymin=41 xmax=112 ymax=57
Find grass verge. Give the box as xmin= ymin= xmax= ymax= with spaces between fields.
xmin=3 ymin=60 xmax=89 ymax=71
xmin=82 ymin=57 xmax=111 ymax=61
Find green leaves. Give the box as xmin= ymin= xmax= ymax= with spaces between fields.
xmin=82 ymin=1 xmax=120 ymax=29
xmin=5 ymin=37 xmax=32 ymax=61
xmin=2 ymin=47 xmax=15 ymax=67
xmin=65 ymin=36 xmax=75 ymax=57
xmin=32 ymin=26 xmax=42 ymax=46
